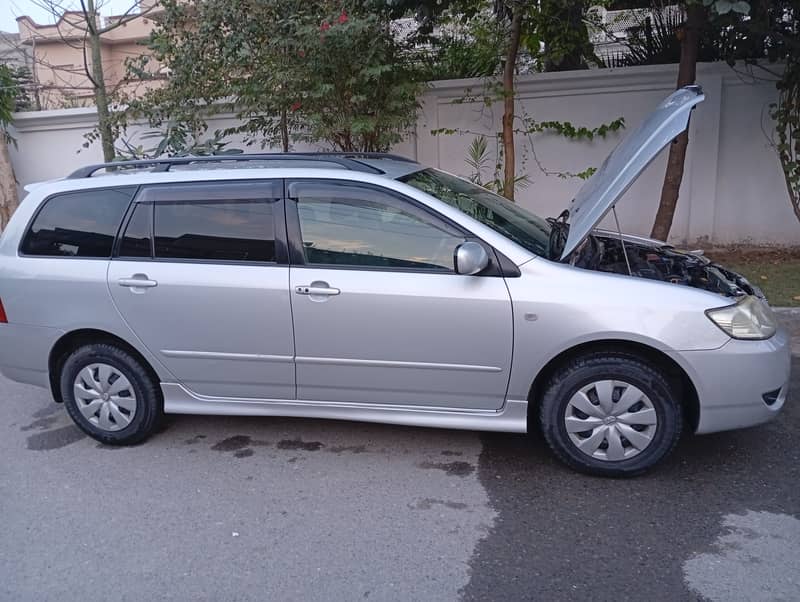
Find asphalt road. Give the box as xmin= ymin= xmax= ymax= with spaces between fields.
xmin=2 ymin=351 xmax=798 ymax=600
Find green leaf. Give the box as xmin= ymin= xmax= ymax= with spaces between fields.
xmin=731 ymin=1 xmax=750 ymax=14
xmin=713 ymin=1 xmax=733 ymax=14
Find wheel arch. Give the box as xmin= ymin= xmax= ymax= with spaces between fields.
xmin=48 ymin=329 xmax=162 ymax=403
xmin=526 ymin=339 xmax=700 ymax=432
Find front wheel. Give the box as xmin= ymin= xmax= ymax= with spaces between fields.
xmin=539 ymin=352 xmax=682 ymax=477
xmin=61 ymin=343 xmax=162 ymax=445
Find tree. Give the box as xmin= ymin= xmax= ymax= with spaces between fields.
xmin=650 ymin=2 xmax=706 ymax=241
xmin=650 ymin=0 xmax=752 ymax=241
xmin=502 ymin=5 xmax=524 ymax=200
xmin=7 ymin=67 xmax=35 ymax=112
xmin=27 ymin=0 xmax=156 ymax=161
xmin=291 ymin=9 xmax=423 ymax=151
xmin=391 ymin=0 xmax=601 ymax=199
xmin=0 ymin=65 xmax=20 ymax=230
xmin=529 ymin=0 xmax=597 ymax=72
xmin=123 ymin=0 xmax=301 ymax=153
xmin=775 ymin=54 xmax=800 ymax=224
xmin=121 ymin=1 xmax=423 ymax=153
xmin=733 ymin=0 xmax=800 ymax=225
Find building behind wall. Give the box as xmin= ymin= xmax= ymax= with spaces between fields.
xmin=0 ymin=32 xmax=32 ymax=70
xmin=14 ymin=0 xmax=164 ymax=110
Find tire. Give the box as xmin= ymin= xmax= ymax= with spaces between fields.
xmin=60 ymin=343 xmax=162 ymax=445
xmin=539 ymin=352 xmax=682 ymax=477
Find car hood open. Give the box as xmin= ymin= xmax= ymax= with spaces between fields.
xmin=559 ymin=85 xmax=705 ymax=260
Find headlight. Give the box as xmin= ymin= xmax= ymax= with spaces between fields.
xmin=706 ymin=295 xmax=777 ymax=340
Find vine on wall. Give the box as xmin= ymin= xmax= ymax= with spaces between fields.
xmin=432 ymin=91 xmax=625 ymax=194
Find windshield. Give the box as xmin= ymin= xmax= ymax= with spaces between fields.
xmin=399 ymin=169 xmax=552 ymax=258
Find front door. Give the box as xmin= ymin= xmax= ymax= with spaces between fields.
xmin=287 ymin=180 xmax=513 ymax=410
xmin=107 ymin=180 xmax=295 ymax=399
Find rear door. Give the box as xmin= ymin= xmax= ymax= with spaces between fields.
xmin=286 ymin=179 xmax=514 ymax=410
xmin=107 ymin=180 xmax=295 ymax=399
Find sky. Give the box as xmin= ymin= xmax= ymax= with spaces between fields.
xmin=1 ymin=0 xmax=135 ymax=33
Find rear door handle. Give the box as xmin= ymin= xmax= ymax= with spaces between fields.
xmin=118 ymin=276 xmax=158 ymax=288
xmin=295 ymin=285 xmax=340 ymax=296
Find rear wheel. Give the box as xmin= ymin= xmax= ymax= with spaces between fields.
xmin=61 ymin=343 xmax=162 ymax=445
xmin=539 ymin=352 xmax=682 ymax=477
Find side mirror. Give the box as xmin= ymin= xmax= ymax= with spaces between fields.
xmin=455 ymin=242 xmax=490 ymax=275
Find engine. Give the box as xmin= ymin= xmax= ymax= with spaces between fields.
xmin=571 ymin=234 xmax=760 ymax=298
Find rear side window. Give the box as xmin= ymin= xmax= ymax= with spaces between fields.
xmin=21 ymin=187 xmax=136 ymax=257
xmin=154 ymin=200 xmax=276 ymax=262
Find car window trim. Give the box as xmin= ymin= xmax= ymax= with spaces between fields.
xmin=18 ymin=185 xmax=140 ymax=260
xmin=112 ymin=179 xmax=289 ymax=265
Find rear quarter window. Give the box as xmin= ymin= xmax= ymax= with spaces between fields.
xmin=21 ymin=187 xmax=137 ymax=258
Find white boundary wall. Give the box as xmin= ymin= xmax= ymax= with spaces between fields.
xmin=9 ymin=62 xmax=799 ymax=246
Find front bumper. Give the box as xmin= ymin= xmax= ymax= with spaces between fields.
xmin=674 ymin=327 xmax=792 ymax=434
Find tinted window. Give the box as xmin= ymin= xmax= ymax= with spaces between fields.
xmin=21 ymin=187 xmax=136 ymax=257
xmin=295 ymin=185 xmax=465 ymax=270
xmin=119 ymin=203 xmax=152 ymax=258
xmin=154 ymin=200 xmax=275 ymax=262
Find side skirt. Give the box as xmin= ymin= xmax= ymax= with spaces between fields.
xmin=161 ymin=383 xmax=528 ymax=433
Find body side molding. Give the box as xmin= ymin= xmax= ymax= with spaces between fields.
xmin=161 ymin=383 xmax=528 ymax=433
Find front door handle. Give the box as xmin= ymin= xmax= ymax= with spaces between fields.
xmin=295 ymin=283 xmax=340 ymax=296
xmin=118 ymin=275 xmax=158 ymax=289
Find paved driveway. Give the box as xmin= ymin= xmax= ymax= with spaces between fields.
xmin=1 ymin=335 xmax=798 ymax=601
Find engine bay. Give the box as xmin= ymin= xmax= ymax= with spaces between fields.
xmin=569 ymin=233 xmax=760 ymax=298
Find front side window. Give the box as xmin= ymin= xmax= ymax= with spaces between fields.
xmin=293 ymin=183 xmax=466 ymax=271
xmin=154 ymin=199 xmax=276 ymax=262
xmin=21 ymin=187 xmax=137 ymax=257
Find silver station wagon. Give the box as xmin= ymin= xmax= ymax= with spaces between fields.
xmin=0 ymin=86 xmax=790 ymax=476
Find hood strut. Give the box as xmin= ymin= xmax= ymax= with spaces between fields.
xmin=611 ymin=207 xmax=633 ymax=276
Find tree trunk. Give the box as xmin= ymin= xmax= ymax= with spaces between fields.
xmin=87 ymin=0 xmax=115 ymax=162
xmin=0 ymin=135 xmax=19 ymax=231
xmin=650 ymin=3 xmax=704 ymax=241
xmin=776 ymin=57 xmax=800 ymax=225
xmin=501 ymin=7 xmax=523 ymax=201
xmin=280 ymin=108 xmax=289 ymax=152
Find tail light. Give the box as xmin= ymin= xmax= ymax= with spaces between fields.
xmin=0 ymin=298 xmax=7 ymax=323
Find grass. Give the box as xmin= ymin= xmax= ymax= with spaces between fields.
xmin=706 ymin=248 xmax=800 ymax=307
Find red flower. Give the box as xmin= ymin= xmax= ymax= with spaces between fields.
xmin=290 ymin=101 xmax=301 ymax=112
xmin=320 ymin=20 xmax=330 ymax=31
xmin=337 ymin=10 xmax=348 ymax=24
xmin=297 ymin=49 xmax=306 ymax=58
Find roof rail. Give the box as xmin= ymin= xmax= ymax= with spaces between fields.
xmin=307 ymin=152 xmax=417 ymax=163
xmin=65 ymin=152 xmax=415 ymax=179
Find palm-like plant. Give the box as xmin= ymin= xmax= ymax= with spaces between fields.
xmin=465 ymin=135 xmax=529 ymax=193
